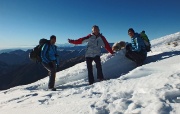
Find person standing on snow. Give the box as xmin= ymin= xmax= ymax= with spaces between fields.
xmin=41 ymin=35 xmax=59 ymax=91
xmin=68 ymin=25 xmax=114 ymax=85
xmin=125 ymin=28 xmax=147 ymax=66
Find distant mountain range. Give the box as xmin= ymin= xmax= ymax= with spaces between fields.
xmin=0 ymin=43 xmax=113 ymax=53
xmin=0 ymin=43 xmax=78 ymax=54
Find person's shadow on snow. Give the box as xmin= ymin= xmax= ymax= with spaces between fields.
xmin=145 ymin=51 xmax=180 ymax=64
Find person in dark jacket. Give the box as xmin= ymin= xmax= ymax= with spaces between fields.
xmin=125 ymin=28 xmax=147 ymax=66
xmin=68 ymin=25 xmax=114 ymax=85
xmin=41 ymin=35 xmax=59 ymax=91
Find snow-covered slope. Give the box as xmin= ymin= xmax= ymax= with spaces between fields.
xmin=0 ymin=32 xmax=180 ymax=114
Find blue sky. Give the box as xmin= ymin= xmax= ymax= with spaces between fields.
xmin=0 ymin=0 xmax=180 ymax=49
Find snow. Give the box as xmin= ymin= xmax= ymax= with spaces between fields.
xmin=0 ymin=32 xmax=180 ymax=114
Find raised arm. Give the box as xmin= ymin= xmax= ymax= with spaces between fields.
xmin=68 ymin=34 xmax=92 ymax=45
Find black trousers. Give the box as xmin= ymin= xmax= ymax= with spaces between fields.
xmin=86 ymin=56 xmax=104 ymax=84
xmin=125 ymin=51 xmax=146 ymax=66
xmin=42 ymin=62 xmax=56 ymax=89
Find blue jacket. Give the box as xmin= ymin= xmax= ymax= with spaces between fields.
xmin=131 ymin=33 xmax=147 ymax=55
xmin=41 ymin=43 xmax=59 ymax=65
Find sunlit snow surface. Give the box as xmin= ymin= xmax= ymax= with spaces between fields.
xmin=0 ymin=32 xmax=180 ymax=114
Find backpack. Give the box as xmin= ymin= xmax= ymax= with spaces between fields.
xmin=29 ymin=38 xmax=50 ymax=63
xmin=140 ymin=32 xmax=151 ymax=52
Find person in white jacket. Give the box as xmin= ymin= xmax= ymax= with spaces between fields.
xmin=68 ymin=25 xmax=114 ymax=85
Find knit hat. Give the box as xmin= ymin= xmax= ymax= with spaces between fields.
xmin=92 ymin=25 xmax=99 ymax=30
xmin=128 ymin=28 xmax=135 ymax=33
xmin=142 ymin=30 xmax=145 ymax=33
xmin=50 ymin=35 xmax=56 ymax=40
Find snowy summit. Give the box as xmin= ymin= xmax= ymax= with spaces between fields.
xmin=0 ymin=32 xmax=180 ymax=114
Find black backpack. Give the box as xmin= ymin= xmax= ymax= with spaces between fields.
xmin=144 ymin=41 xmax=151 ymax=52
xmin=29 ymin=38 xmax=50 ymax=63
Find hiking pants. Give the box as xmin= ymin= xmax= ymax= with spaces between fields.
xmin=125 ymin=51 xmax=146 ymax=66
xmin=86 ymin=56 xmax=104 ymax=84
xmin=42 ymin=61 xmax=56 ymax=89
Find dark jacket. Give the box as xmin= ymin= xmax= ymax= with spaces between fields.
xmin=131 ymin=33 xmax=147 ymax=56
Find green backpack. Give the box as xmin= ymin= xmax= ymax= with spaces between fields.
xmin=140 ymin=31 xmax=151 ymax=52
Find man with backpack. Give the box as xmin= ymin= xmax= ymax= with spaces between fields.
xmin=68 ymin=25 xmax=114 ymax=85
xmin=41 ymin=35 xmax=59 ymax=91
xmin=125 ymin=28 xmax=147 ymax=66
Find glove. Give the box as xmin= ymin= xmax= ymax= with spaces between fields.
xmin=48 ymin=62 xmax=54 ymax=68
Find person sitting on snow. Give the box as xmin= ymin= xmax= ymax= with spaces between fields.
xmin=68 ymin=25 xmax=114 ymax=85
xmin=125 ymin=28 xmax=147 ymax=66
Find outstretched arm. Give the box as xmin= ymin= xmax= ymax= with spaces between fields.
xmin=68 ymin=34 xmax=92 ymax=45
